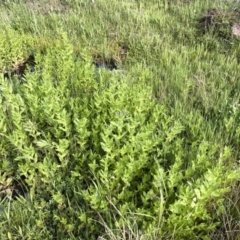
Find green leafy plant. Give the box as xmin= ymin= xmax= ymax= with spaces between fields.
xmin=0 ymin=30 xmax=239 ymax=239
xmin=0 ymin=0 xmax=240 ymax=239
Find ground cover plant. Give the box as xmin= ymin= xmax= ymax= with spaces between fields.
xmin=0 ymin=0 xmax=240 ymax=239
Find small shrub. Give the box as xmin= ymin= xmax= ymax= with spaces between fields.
xmin=0 ymin=30 xmax=239 ymax=239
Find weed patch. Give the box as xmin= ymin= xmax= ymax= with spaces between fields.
xmin=0 ymin=1 xmax=240 ymax=239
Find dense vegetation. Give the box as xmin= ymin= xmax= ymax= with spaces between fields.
xmin=0 ymin=0 xmax=240 ymax=239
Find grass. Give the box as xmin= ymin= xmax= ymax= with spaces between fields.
xmin=0 ymin=0 xmax=240 ymax=239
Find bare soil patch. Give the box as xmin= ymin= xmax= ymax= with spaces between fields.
xmin=197 ymin=8 xmax=240 ymax=38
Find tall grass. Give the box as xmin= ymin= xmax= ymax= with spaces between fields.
xmin=0 ymin=0 xmax=240 ymax=239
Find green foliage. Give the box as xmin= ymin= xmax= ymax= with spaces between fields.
xmin=0 ymin=30 xmax=239 ymax=239
xmin=0 ymin=28 xmax=35 ymax=73
xmin=0 ymin=0 xmax=240 ymax=239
